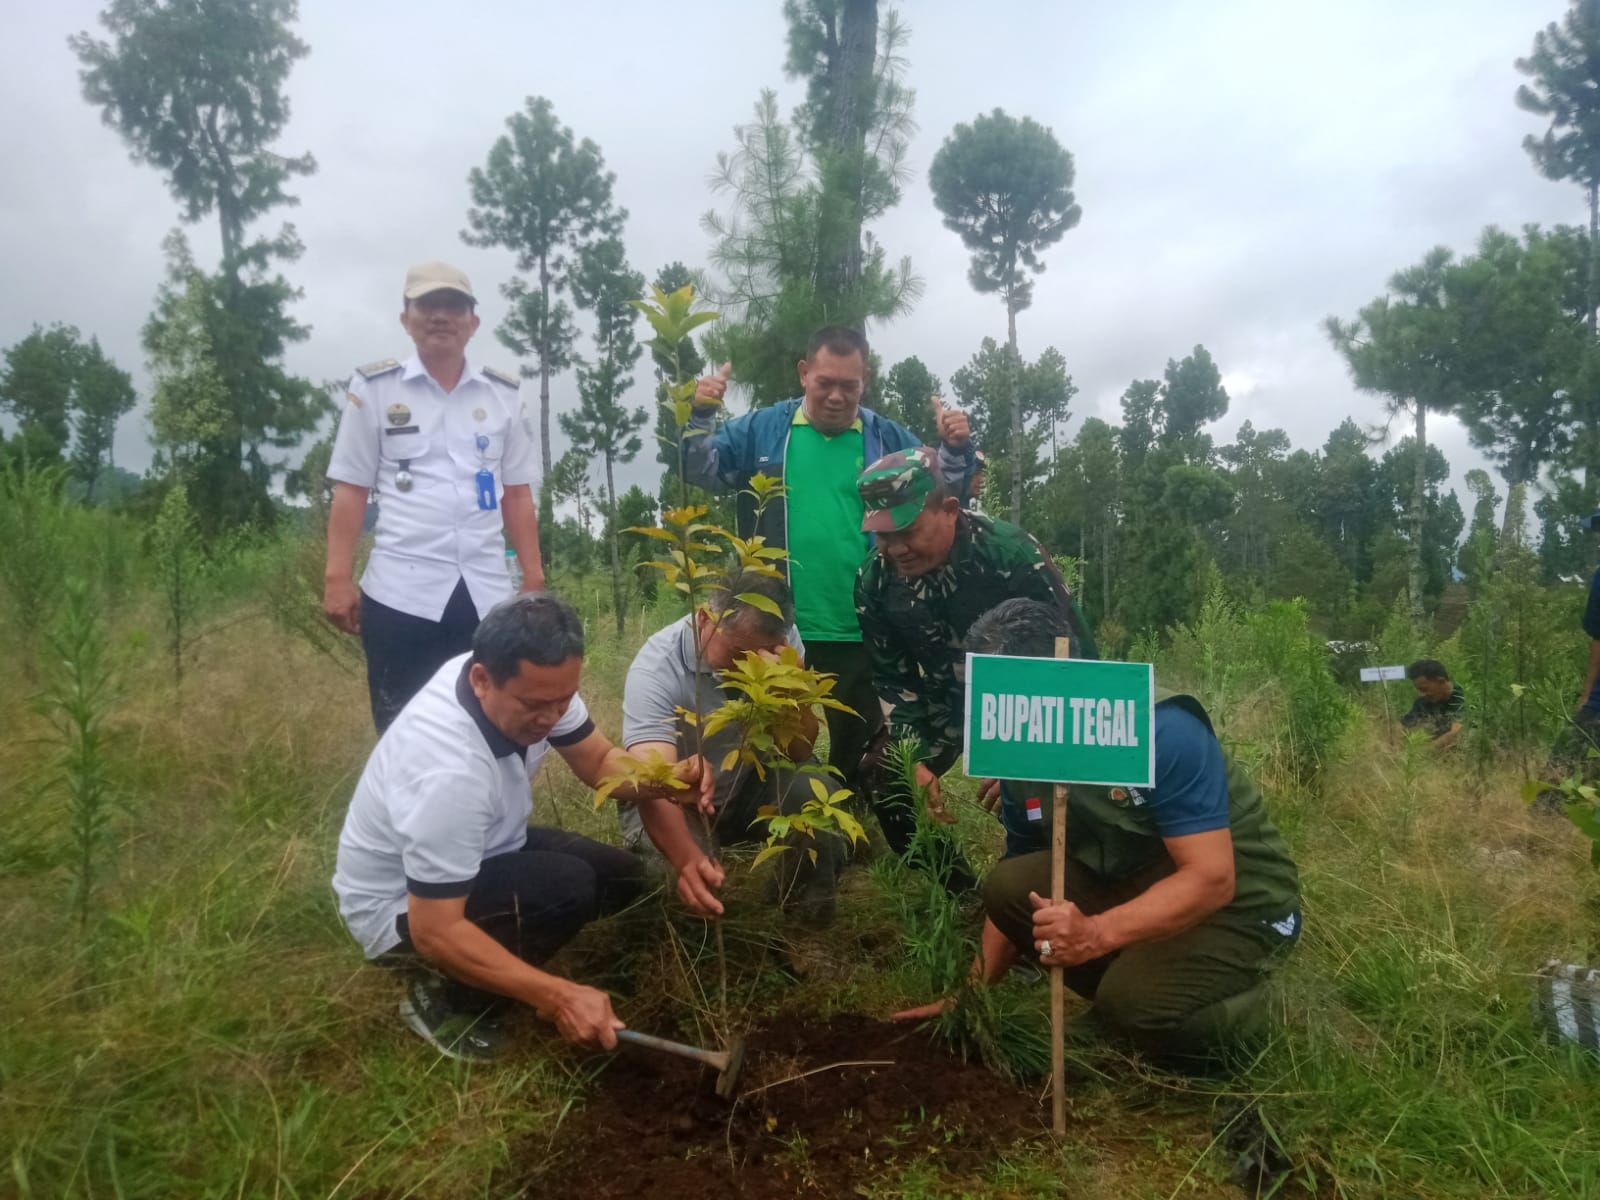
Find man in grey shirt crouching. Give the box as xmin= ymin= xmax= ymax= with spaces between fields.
xmin=620 ymin=570 xmax=840 ymax=923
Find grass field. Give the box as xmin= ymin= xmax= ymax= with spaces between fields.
xmin=4 ymin=589 xmax=1600 ymax=1199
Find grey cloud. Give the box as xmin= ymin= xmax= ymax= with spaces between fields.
xmin=2 ymin=0 xmax=1585 ymax=516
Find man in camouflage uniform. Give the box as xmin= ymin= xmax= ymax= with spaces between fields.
xmin=854 ymin=447 xmax=1096 ymax=893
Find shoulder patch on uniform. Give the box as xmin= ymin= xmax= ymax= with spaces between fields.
xmin=482 ymin=365 xmax=520 ymax=388
xmin=345 ymin=390 xmax=362 ymax=408
xmin=355 ymin=358 xmax=402 ymax=380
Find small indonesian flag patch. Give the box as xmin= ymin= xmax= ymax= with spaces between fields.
xmin=1025 ymin=796 xmax=1044 ymax=822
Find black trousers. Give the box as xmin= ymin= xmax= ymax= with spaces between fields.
xmin=804 ymin=640 xmax=882 ymax=798
xmin=807 ymin=640 xmax=977 ymax=896
xmin=360 ymin=577 xmax=480 ymax=733
xmin=386 ymin=827 xmax=645 ymax=1009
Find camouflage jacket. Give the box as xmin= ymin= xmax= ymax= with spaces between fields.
xmin=854 ymin=512 xmax=1097 ymax=764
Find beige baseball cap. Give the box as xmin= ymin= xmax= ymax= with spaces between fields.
xmin=403 ymin=260 xmax=475 ymax=301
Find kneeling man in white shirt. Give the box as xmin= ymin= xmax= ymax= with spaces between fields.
xmin=333 ymin=593 xmax=721 ymax=1061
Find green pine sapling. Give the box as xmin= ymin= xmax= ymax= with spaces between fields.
xmin=39 ymin=578 xmax=122 ymax=936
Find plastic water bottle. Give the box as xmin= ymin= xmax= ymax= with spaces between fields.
xmin=506 ymin=548 xmax=523 ymax=592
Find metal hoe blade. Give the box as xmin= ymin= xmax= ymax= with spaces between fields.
xmin=615 ymin=1028 xmax=748 ymax=1099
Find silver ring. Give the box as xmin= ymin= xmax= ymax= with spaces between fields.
xmin=1039 ymin=939 xmax=1053 ymax=958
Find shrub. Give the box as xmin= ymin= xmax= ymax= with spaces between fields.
xmin=149 ymin=483 xmax=205 ymax=690
xmin=38 ymin=578 xmax=122 ymax=936
xmin=0 ymin=461 xmax=76 ymax=673
xmin=1242 ymin=599 xmax=1353 ymax=783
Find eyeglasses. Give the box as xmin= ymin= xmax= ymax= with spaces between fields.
xmin=810 ymin=376 xmax=863 ymax=399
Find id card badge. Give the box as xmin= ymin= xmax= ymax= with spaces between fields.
xmin=473 ymin=434 xmax=497 ymax=510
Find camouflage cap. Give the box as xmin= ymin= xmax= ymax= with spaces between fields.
xmin=857 ymin=446 xmax=939 ymax=533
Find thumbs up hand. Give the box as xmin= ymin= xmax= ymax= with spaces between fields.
xmin=932 ymin=395 xmax=970 ymax=448
xmin=694 ymin=362 xmax=732 ymax=408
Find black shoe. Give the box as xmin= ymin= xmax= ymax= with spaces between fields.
xmin=955 ymin=888 xmax=986 ymax=925
xmin=786 ymin=887 xmax=837 ymax=928
xmin=1008 ymin=958 xmax=1044 ymax=984
xmin=398 ymin=973 xmax=508 ymax=1063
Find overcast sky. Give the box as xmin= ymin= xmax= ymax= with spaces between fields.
xmin=1 ymin=0 xmax=1580 ymax=513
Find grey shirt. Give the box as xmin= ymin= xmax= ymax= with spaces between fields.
xmin=618 ymin=615 xmax=804 ymax=844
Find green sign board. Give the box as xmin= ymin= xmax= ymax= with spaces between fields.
xmin=963 ymin=654 xmax=1155 ymax=787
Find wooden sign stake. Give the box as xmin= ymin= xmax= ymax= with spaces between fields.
xmin=1051 ymin=634 xmax=1070 ymax=1138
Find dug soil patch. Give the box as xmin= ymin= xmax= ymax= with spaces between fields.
xmin=522 ymin=1014 xmax=1045 ymax=1197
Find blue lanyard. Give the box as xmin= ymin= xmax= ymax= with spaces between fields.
xmin=474 ymin=433 xmax=496 ymax=510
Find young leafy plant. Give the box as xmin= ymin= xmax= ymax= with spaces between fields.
xmin=596 ymin=284 xmax=868 ymax=1031
xmin=592 ymin=747 xmax=692 ymax=807
xmin=751 ymin=775 xmax=866 ymax=871
xmin=597 ymin=498 xmax=868 ymax=865
xmin=698 ymin=646 xmax=854 ymax=776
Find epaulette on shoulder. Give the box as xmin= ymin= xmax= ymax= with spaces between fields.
xmin=355 ymin=358 xmax=402 ymax=380
xmin=482 ymin=365 xmax=520 ymax=388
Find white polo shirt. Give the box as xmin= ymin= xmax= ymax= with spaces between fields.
xmin=327 ymin=354 xmax=540 ymax=623
xmin=332 ymin=652 xmax=594 ymax=958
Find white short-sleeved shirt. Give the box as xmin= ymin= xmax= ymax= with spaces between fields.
xmin=331 ymin=653 xmax=594 ymax=957
xmin=327 ymin=354 xmax=540 ymax=623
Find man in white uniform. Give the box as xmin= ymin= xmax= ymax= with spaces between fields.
xmin=333 ymin=594 xmax=723 ymax=1061
xmin=323 ymin=260 xmax=545 ymax=731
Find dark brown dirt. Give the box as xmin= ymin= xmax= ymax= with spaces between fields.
xmin=519 ymin=1014 xmax=1046 ymax=1198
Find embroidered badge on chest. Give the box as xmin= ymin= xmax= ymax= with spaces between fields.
xmin=386 ymin=403 xmax=411 ymax=427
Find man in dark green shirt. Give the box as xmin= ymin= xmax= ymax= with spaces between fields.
xmin=894 ymin=599 xmax=1302 ymax=1066
xmin=854 ymin=448 xmax=1096 ymax=893
xmin=1398 ymin=659 xmax=1465 ymax=750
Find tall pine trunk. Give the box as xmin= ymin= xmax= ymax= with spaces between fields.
xmin=1588 ymin=179 xmax=1599 ymax=500
xmin=1588 ymin=179 xmax=1598 ymax=337
xmin=605 ymin=453 xmax=626 ymax=638
xmin=1500 ymin=437 xmax=1528 ymax=546
xmin=1500 ymin=476 xmax=1529 ymax=548
xmin=1101 ymin=520 xmax=1112 ymax=621
xmin=814 ymin=0 xmax=878 ymax=311
xmin=1408 ymin=401 xmax=1428 ymax=625
xmin=537 ymin=251 xmax=554 ymax=480
xmin=1007 ymin=301 xmax=1022 ymax=523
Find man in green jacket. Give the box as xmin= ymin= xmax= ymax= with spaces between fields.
xmin=681 ymin=326 xmax=974 ymax=843
xmin=893 ymin=598 xmax=1302 ymax=1064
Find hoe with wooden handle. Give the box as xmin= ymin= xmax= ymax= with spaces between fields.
xmin=616 ymin=1029 xmax=748 ymax=1099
